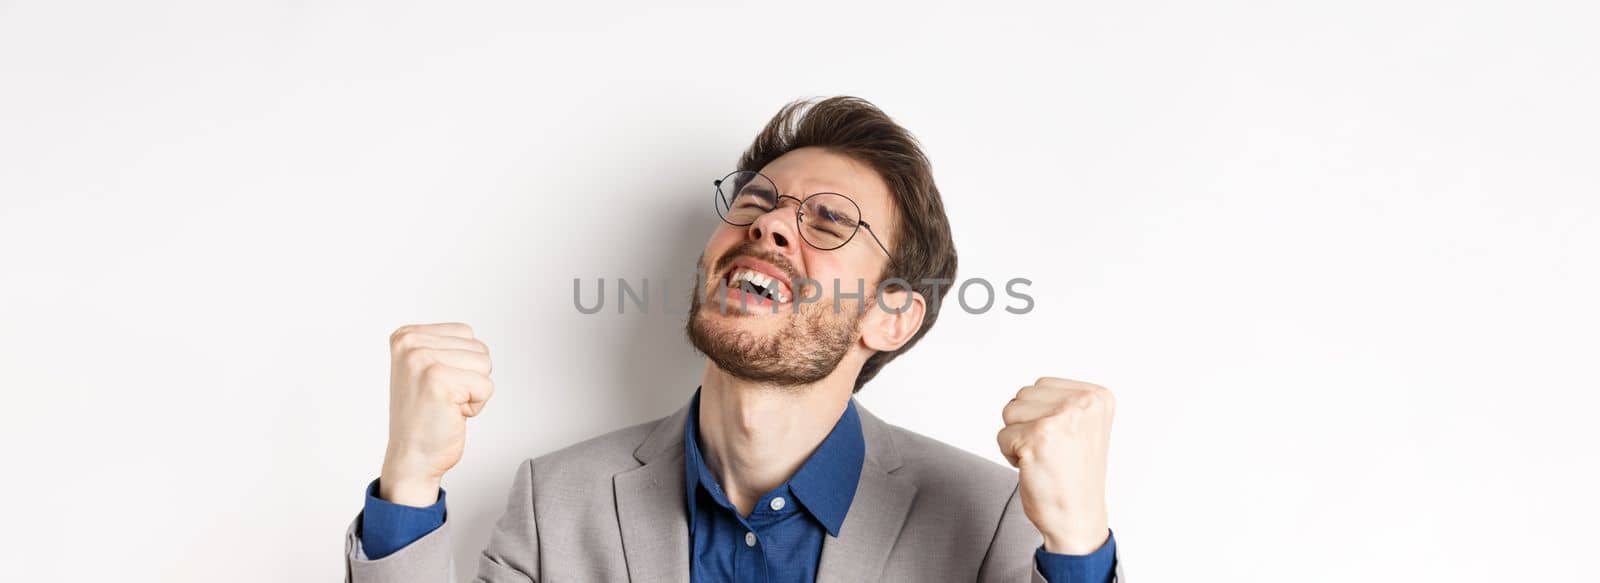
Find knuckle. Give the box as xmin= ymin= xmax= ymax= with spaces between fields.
xmin=402 ymin=348 xmax=432 ymax=369
xmin=1080 ymin=386 xmax=1112 ymax=409
xmin=420 ymin=364 xmax=446 ymax=386
xmin=1013 ymin=441 xmax=1037 ymax=463
xmin=1035 ymin=414 xmax=1068 ymax=435
xmin=390 ymin=325 xmax=416 ymax=345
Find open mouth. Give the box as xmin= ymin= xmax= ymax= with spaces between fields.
xmin=720 ymin=260 xmax=793 ymax=306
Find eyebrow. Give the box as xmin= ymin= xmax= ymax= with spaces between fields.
xmin=743 ymin=184 xmax=777 ymax=198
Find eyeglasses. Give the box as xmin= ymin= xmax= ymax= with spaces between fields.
xmin=713 ymin=170 xmax=892 ymax=258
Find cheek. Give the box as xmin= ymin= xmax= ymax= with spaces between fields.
xmin=803 ymin=256 xmax=861 ymax=299
xmin=831 ymin=257 xmax=889 ymax=301
xmin=703 ymin=226 xmax=743 ymax=260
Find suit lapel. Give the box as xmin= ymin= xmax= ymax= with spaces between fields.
xmin=816 ymin=401 xmax=917 ymax=583
xmin=614 ymin=401 xmax=693 ymax=583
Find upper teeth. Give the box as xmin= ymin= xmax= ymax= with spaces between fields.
xmin=728 ymin=268 xmax=788 ymax=303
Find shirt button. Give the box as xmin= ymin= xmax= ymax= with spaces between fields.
xmin=744 ymin=531 xmax=757 ymax=547
xmin=770 ymin=497 xmax=787 ymax=511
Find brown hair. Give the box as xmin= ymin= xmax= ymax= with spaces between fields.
xmin=736 ymin=96 xmax=958 ymax=393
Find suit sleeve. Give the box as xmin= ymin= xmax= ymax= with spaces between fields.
xmin=1034 ymin=532 xmax=1117 ymax=583
xmin=344 ymin=459 xmax=542 ymax=583
xmin=359 ymin=479 xmax=447 ymax=560
xmin=977 ymin=484 xmax=1126 ymax=583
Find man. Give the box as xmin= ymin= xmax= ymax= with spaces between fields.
xmin=345 ymin=97 xmax=1124 ymax=582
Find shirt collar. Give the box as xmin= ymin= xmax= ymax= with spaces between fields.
xmin=681 ymin=386 xmax=866 ymax=537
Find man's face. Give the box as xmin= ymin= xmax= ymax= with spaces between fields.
xmin=687 ymin=146 xmax=898 ymax=386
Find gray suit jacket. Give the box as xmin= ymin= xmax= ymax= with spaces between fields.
xmin=344 ymin=398 xmax=1125 ymax=582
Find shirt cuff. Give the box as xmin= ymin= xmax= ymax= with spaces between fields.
xmin=358 ymin=478 xmax=447 ymax=560
xmin=1034 ymin=529 xmax=1117 ymax=583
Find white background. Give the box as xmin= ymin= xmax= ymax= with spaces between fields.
xmin=2 ymin=1 xmax=1596 ymax=581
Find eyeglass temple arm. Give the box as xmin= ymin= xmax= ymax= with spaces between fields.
xmin=858 ymin=221 xmax=893 ymax=259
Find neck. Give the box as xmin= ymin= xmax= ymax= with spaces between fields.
xmin=695 ymin=362 xmax=855 ymax=517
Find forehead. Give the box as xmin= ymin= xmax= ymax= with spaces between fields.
xmin=758 ymin=146 xmax=885 ymax=197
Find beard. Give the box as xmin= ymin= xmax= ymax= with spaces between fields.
xmin=685 ymin=244 xmax=861 ymax=387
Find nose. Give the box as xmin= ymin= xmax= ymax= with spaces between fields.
xmin=746 ymin=196 xmax=803 ymax=258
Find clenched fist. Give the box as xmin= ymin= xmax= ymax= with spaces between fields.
xmin=379 ymin=323 xmax=494 ymax=507
xmin=998 ymin=377 xmax=1115 ymax=555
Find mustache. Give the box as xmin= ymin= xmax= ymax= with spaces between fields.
xmin=711 ymin=241 xmax=801 ymax=284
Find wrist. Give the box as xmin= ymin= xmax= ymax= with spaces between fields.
xmin=377 ymin=473 xmax=441 ymax=507
xmin=378 ymin=458 xmax=442 ymax=507
xmin=1042 ymin=527 xmax=1110 ymax=555
xmin=1039 ymin=510 xmax=1109 ymax=555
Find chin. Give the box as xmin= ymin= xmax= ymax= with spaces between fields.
xmin=694 ymin=302 xmax=787 ymax=336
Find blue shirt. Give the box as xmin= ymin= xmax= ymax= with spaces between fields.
xmin=359 ymin=389 xmax=1117 ymax=581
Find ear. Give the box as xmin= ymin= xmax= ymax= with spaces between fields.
xmin=861 ymin=288 xmax=926 ymax=352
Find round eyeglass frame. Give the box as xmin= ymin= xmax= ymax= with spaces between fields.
xmin=712 ymin=170 xmax=892 ymax=257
